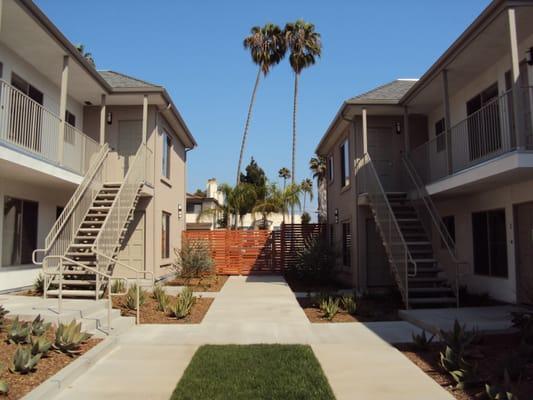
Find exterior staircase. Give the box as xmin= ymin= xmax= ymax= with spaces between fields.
xmin=387 ymin=193 xmax=456 ymax=307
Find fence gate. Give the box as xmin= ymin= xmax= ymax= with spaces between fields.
xmin=183 ymin=224 xmax=325 ymax=275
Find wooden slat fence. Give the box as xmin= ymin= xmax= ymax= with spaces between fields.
xmin=183 ymin=224 xmax=326 ymax=275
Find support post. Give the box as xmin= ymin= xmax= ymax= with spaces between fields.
xmin=508 ymin=8 xmax=523 ymax=149
xmin=99 ymin=94 xmax=106 ymax=145
xmin=0 ymin=0 xmax=4 ymax=34
xmin=362 ymin=108 xmax=368 ymax=155
xmin=142 ymin=95 xmax=148 ymax=144
xmin=403 ymin=106 xmax=410 ymax=153
xmin=441 ymin=69 xmax=453 ymax=174
xmin=58 ymin=55 xmax=69 ymax=165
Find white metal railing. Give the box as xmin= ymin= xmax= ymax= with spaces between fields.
xmin=409 ymin=90 xmax=520 ymax=185
xmin=0 ymin=79 xmax=100 ymax=176
xmin=355 ymin=153 xmax=416 ymax=307
xmin=402 ymin=156 xmax=469 ymax=307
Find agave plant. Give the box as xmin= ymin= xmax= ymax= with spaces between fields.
xmin=170 ymin=287 xmax=195 ymax=319
xmin=31 ymin=336 xmax=52 ymax=357
xmin=10 ymin=347 xmax=41 ymax=374
xmin=439 ymin=319 xmax=477 ymax=356
xmin=0 ymin=305 xmax=8 ymax=331
xmin=33 ymin=273 xmax=45 ymax=295
xmin=111 ymin=279 xmax=126 ymax=294
xmin=153 ymin=285 xmax=169 ymax=312
xmin=340 ymin=295 xmax=357 ymax=315
xmin=53 ymin=320 xmax=92 ymax=356
xmin=0 ymin=363 xmax=7 ymax=395
xmin=7 ymin=316 xmax=31 ymax=344
xmin=412 ymin=330 xmax=435 ymax=351
xmin=31 ymin=314 xmax=51 ymax=337
xmin=125 ymin=284 xmax=147 ymax=310
xmin=319 ymin=297 xmax=339 ymax=321
xmin=486 ymin=370 xmax=518 ymax=400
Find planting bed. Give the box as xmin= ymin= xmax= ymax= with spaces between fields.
xmin=0 ymin=320 xmax=100 ymax=400
xmin=112 ymin=294 xmax=213 ymax=324
xmin=396 ymin=332 xmax=533 ymax=400
xmin=165 ymin=275 xmax=228 ymax=292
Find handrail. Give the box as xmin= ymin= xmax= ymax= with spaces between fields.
xmin=355 ymin=153 xmax=417 ymax=307
xmin=42 ymin=255 xmax=128 ymax=332
xmin=402 ymin=155 xmax=469 ymax=307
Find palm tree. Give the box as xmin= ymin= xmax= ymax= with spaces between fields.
xmin=252 ymin=183 xmax=283 ymax=229
xmin=236 ymin=24 xmax=286 ymax=185
xmin=278 ymin=167 xmax=291 ymax=224
xmin=310 ymin=156 xmax=327 ymax=222
xmin=281 ymin=183 xmax=302 ymax=224
xmin=300 ymin=178 xmax=313 ymax=213
xmin=76 ymin=44 xmax=95 ymax=67
xmin=284 ymin=20 xmax=322 ymax=224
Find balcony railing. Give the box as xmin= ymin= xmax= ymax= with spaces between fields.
xmin=409 ymin=88 xmax=532 ymax=185
xmin=0 ymin=79 xmax=100 ymax=176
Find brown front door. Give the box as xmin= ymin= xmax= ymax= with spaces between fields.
xmin=515 ymin=202 xmax=533 ymax=304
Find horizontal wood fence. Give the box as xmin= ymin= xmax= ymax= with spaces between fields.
xmin=183 ymin=224 xmax=326 ymax=275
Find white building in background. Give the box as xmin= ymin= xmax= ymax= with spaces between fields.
xmin=186 ymin=178 xmax=301 ymax=231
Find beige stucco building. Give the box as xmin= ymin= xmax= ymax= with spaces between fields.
xmin=0 ymin=0 xmax=196 ymax=295
xmin=317 ymin=0 xmax=533 ymax=307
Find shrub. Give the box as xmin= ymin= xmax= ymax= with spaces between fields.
xmin=125 ymin=284 xmax=147 ymax=310
xmin=170 ymin=287 xmax=195 ymax=319
xmin=31 ymin=314 xmax=51 ymax=337
xmin=0 ymin=305 xmax=8 ymax=331
xmin=111 ymin=279 xmax=126 ymax=294
xmin=412 ymin=330 xmax=434 ymax=351
xmin=340 ymin=295 xmax=357 ymax=315
xmin=53 ymin=320 xmax=91 ymax=356
xmin=174 ymin=239 xmax=214 ymax=278
xmin=153 ymin=285 xmax=170 ymax=312
xmin=439 ymin=319 xmax=477 ymax=357
xmin=319 ymin=297 xmax=339 ymax=321
xmin=33 ymin=273 xmax=45 ymax=295
xmin=0 ymin=364 xmax=7 ymax=394
xmin=9 ymin=347 xmax=41 ymax=374
xmin=7 ymin=317 xmax=31 ymax=344
xmin=31 ymin=336 xmax=52 ymax=357
xmin=290 ymin=236 xmax=336 ymax=284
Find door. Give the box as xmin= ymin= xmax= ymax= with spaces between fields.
xmin=2 ymin=196 xmax=38 ymax=266
xmin=367 ymin=127 xmax=394 ymax=190
xmin=118 ymin=120 xmax=142 ymax=178
xmin=366 ymin=218 xmax=393 ymax=287
xmin=117 ymin=210 xmax=145 ymax=273
xmin=515 ymin=202 xmax=533 ymax=304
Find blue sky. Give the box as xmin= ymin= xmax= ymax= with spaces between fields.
xmin=38 ymin=0 xmax=490 ymax=200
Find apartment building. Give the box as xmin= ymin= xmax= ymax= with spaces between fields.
xmin=317 ymin=0 xmax=533 ymax=307
xmin=0 ymin=0 xmax=196 ymax=294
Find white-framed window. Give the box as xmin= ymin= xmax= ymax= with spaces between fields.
xmin=340 ymin=139 xmax=350 ymax=188
xmin=162 ymin=132 xmax=171 ymax=179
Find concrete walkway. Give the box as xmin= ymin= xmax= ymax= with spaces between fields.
xmin=52 ymin=276 xmax=453 ymax=400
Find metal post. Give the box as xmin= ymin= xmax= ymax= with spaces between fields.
xmin=362 ymin=108 xmax=368 ymax=154
xmin=508 ymin=8 xmax=523 ymax=149
xmin=43 ymin=270 xmax=47 ymax=299
xmin=136 ymin=278 xmax=140 ymax=324
xmin=142 ymin=95 xmax=148 ymax=145
xmin=58 ymin=55 xmax=69 ymax=165
xmin=442 ymin=69 xmax=453 ymax=174
xmin=100 ymin=94 xmax=106 ymax=145
xmin=108 ymin=285 xmax=112 ymax=332
xmin=58 ymin=258 xmax=63 ymax=314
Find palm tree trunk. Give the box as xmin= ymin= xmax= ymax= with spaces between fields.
xmin=282 ymin=178 xmax=286 ymax=224
xmin=303 ymin=193 xmax=307 ymax=213
xmin=236 ymin=67 xmax=262 ymax=185
xmin=291 ymin=72 xmax=299 ymax=225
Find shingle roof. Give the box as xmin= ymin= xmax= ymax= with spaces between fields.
xmin=347 ymin=79 xmax=418 ymax=104
xmin=98 ymin=70 xmax=161 ymax=89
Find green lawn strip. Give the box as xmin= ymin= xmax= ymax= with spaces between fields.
xmin=171 ymin=344 xmax=336 ymax=400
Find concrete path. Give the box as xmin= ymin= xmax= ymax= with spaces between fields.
xmin=51 ymin=276 xmax=453 ymax=400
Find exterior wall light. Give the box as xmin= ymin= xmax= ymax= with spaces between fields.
xmin=334 ymin=208 xmax=339 ymax=224
xmin=106 ymin=111 xmax=113 ymax=125
xmin=395 ymin=122 xmax=401 ymax=135
xmin=178 ymin=204 xmax=183 ymax=220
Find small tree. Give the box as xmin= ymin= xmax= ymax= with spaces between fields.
xmin=301 ymin=211 xmax=311 ymax=224
xmin=174 ymin=239 xmax=214 ymax=278
xmin=289 ymin=235 xmax=336 ymax=284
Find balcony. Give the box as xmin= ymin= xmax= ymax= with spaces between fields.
xmin=408 ymin=87 xmax=533 ymax=193
xmin=0 ymin=79 xmax=100 ymax=177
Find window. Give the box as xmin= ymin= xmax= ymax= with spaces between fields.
xmin=327 ymin=156 xmax=334 ymax=182
xmin=472 ymin=209 xmax=508 ymax=277
xmin=441 ymin=215 xmax=455 ymax=249
xmin=64 ymin=110 xmax=76 ymax=144
xmin=2 ymin=197 xmax=38 ymax=266
xmin=162 ymin=132 xmax=171 ymax=179
xmin=65 ymin=111 xmax=76 ymax=127
xmin=342 ymin=222 xmax=351 ymax=267
xmin=340 ymin=139 xmax=350 ymax=188
xmin=435 ymin=118 xmax=446 ymax=153
xmin=11 ymin=73 xmax=43 ymax=104
xmin=161 ymin=212 xmax=171 ymax=259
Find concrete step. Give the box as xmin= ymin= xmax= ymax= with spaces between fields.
xmin=409 ymin=297 xmax=457 ymax=305
xmin=409 ymin=276 xmax=447 ymax=283
xmin=408 ymin=287 xmax=454 ymax=294
xmin=47 ymin=289 xmax=105 ymax=298
xmin=51 ymin=280 xmax=96 ymax=286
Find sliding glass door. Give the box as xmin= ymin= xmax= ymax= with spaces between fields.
xmin=2 ymin=196 xmax=38 ymax=266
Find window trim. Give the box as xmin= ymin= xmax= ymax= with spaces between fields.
xmin=471 ymin=208 xmax=508 ymax=278
xmin=162 ymin=131 xmax=171 ymax=179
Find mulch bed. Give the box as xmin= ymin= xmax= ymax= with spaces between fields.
xmin=395 ymin=333 xmax=533 ymax=400
xmin=284 ymin=276 xmax=353 ymax=293
xmin=297 ymin=295 xmax=401 ymax=323
xmin=0 ymin=320 xmax=100 ymax=400
xmin=112 ymin=294 xmax=213 ymax=324
xmin=165 ymin=275 xmax=228 ymax=292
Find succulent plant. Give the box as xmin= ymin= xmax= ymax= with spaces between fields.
xmin=31 ymin=336 xmax=52 ymax=357
xmin=319 ymin=297 xmax=339 ymax=321
xmin=170 ymin=287 xmax=195 ymax=319
xmin=33 ymin=273 xmax=45 ymax=295
xmin=31 ymin=314 xmax=51 ymax=337
xmin=9 ymin=347 xmax=41 ymax=374
xmin=440 ymin=346 xmax=478 ymax=389
xmin=0 ymin=305 xmax=8 ymax=331
xmin=125 ymin=284 xmax=147 ymax=310
xmin=486 ymin=370 xmax=518 ymax=400
xmin=153 ymin=286 xmax=170 ymax=312
xmin=340 ymin=295 xmax=357 ymax=315
xmin=412 ymin=330 xmax=435 ymax=351
xmin=0 ymin=363 xmax=8 ymax=395
xmin=53 ymin=320 xmax=91 ymax=356
xmin=449 ymin=364 xmax=478 ymax=390
xmin=7 ymin=316 xmax=31 ymax=344
xmin=111 ymin=279 xmax=126 ymax=294
xmin=439 ymin=319 xmax=477 ymax=356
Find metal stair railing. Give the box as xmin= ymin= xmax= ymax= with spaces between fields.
xmin=92 ymin=143 xmax=152 ymax=303
xmin=355 ymin=153 xmax=417 ymax=308
xmin=402 ymin=155 xmax=469 ymax=307
xmin=33 ymin=144 xmax=110 ymax=296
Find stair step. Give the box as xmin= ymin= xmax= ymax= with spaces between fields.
xmin=397 ymin=218 xmax=419 ymax=222
xmin=409 ymin=297 xmax=457 ymax=305
xmin=47 ymin=289 xmax=105 ymax=298
xmin=51 ymin=280 xmax=96 ymax=286
xmin=409 ymin=276 xmax=446 ymax=283
xmin=103 ymin=183 xmax=122 ymax=188
xmin=78 ymin=228 xmax=101 ymax=232
xmin=409 ymin=287 xmax=454 ymax=293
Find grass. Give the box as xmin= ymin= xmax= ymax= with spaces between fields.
xmin=170 ymin=344 xmax=336 ymax=400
